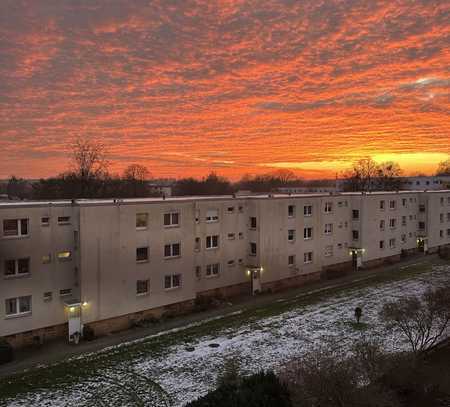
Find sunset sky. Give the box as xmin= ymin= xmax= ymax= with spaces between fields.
xmin=0 ymin=0 xmax=449 ymax=180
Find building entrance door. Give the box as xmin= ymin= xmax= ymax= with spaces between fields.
xmin=251 ymin=269 xmax=261 ymax=295
xmin=65 ymin=300 xmax=82 ymax=343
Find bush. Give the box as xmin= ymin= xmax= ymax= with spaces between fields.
xmin=186 ymin=370 xmax=291 ymax=407
xmin=82 ymin=325 xmax=95 ymax=341
xmin=0 ymin=338 xmax=14 ymax=364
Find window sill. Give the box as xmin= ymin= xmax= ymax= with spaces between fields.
xmin=136 ymin=292 xmax=149 ymax=297
xmin=4 ymin=273 xmax=31 ymax=280
xmin=205 ymin=274 xmax=220 ymax=279
xmin=1 ymin=235 xmax=30 ymax=240
xmin=304 ymin=238 xmax=313 ymax=241
xmin=136 ymin=227 xmax=148 ymax=231
xmin=163 ymin=225 xmax=180 ymax=229
xmin=164 ymin=286 xmax=181 ymax=291
xmin=288 ymin=239 xmax=295 ymax=243
xmin=206 ymin=247 xmax=219 ymax=251
xmin=5 ymin=311 xmax=32 ymax=319
xmin=303 ymin=261 xmax=313 ymax=265
xmin=205 ymin=220 xmax=219 ymax=223
xmin=164 ymin=255 xmax=181 ymax=260
xmin=248 ymin=253 xmax=257 ymax=257
xmin=57 ymin=222 xmax=71 ymax=226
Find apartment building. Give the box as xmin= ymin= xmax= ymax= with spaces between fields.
xmin=1 ymin=191 xmax=450 ymax=348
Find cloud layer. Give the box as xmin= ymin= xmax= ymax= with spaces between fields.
xmin=0 ymin=0 xmax=449 ymax=179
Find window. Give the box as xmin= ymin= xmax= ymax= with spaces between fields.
xmin=379 ymin=240 xmax=385 ymax=249
xmin=288 ymin=229 xmax=296 ymax=241
xmin=441 ymin=214 xmax=445 ymax=223
xmin=249 ymin=242 xmax=257 ymax=256
xmin=288 ymin=255 xmax=296 ymax=266
xmin=195 ymin=266 xmax=201 ymax=280
xmin=303 ymin=205 xmax=312 ymax=216
xmin=249 ymin=217 xmax=257 ymax=229
xmin=419 ymin=204 xmax=425 ymax=213
xmin=324 ymin=223 xmax=333 ymax=235
xmin=163 ymin=212 xmax=179 ymax=227
xmin=227 ymin=206 xmax=235 ymax=213
xmin=3 ymin=218 xmax=28 ymax=237
xmin=57 ymin=216 xmax=70 ymax=225
xmin=448 ymin=197 xmax=450 ymax=205
xmin=440 ymin=230 xmax=444 ymax=238
xmin=304 ymin=227 xmax=313 ymax=240
xmin=238 ymin=205 xmax=244 ymax=213
xmin=206 ymin=235 xmax=219 ymax=249
xmin=206 ymin=209 xmax=219 ymax=222
xmin=418 ymin=222 xmax=425 ymax=230
xmin=447 ymin=213 xmax=450 ymax=222
xmin=389 ymin=238 xmax=396 ymax=249
xmin=380 ymin=200 xmax=385 ymax=210
xmin=402 ymin=198 xmax=407 ymax=207
xmin=136 ymin=247 xmax=149 ymax=262
xmin=195 ymin=209 xmax=200 ymax=223
xmin=324 ymin=245 xmax=333 ymax=257
xmin=303 ymin=252 xmax=313 ymax=264
xmin=227 ymin=260 xmax=235 ymax=267
xmin=136 ymin=213 xmax=148 ymax=229
xmin=402 ymin=216 xmax=407 ymax=226
xmin=5 ymin=296 xmax=31 ymax=316
xmin=447 ymin=229 xmax=450 ymax=237
xmin=379 ymin=220 xmax=385 ymax=230
xmin=194 ymin=237 xmax=201 ymax=251
xmin=41 ymin=217 xmax=50 ymax=226
xmin=4 ymin=258 xmax=30 ymax=277
xmin=288 ymin=205 xmax=296 ymax=218
xmin=389 ymin=200 xmax=396 ymax=209
xmin=57 ymin=251 xmax=72 ymax=261
xmin=42 ymin=254 xmax=51 ymax=264
xmin=352 ymin=210 xmax=359 ymax=220
xmin=136 ymin=279 xmax=149 ymax=295
xmin=401 ymin=234 xmax=407 ymax=244
xmin=389 ymin=219 xmax=397 ymax=229
xmin=59 ymin=289 xmax=72 ymax=297
xmin=206 ymin=263 xmax=220 ymax=277
xmin=164 ymin=243 xmax=181 ymax=258
xmin=352 ymin=230 xmax=359 ymax=240
xmin=324 ymin=202 xmax=333 ymax=213
xmin=43 ymin=292 xmax=52 ymax=302
xmin=164 ymin=274 xmax=182 ymax=289
xmin=238 ymin=232 xmax=244 ymax=239
xmin=227 ymin=233 xmax=236 ymax=240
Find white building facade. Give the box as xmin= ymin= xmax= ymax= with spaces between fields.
xmin=1 ymin=191 xmax=450 ymax=347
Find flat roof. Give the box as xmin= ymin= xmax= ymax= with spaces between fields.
xmin=0 ymin=189 xmax=449 ymax=209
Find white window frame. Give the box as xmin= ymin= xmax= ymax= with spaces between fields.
xmin=136 ymin=213 xmax=148 ymax=230
xmin=324 ymin=202 xmax=333 ymax=213
xmin=57 ymin=251 xmax=72 ymax=261
xmin=163 ymin=212 xmax=180 ymax=227
xmin=4 ymin=258 xmax=30 ymax=278
xmin=164 ymin=243 xmax=181 ymax=258
xmin=206 ymin=235 xmax=219 ymax=249
xmin=288 ymin=229 xmax=296 ymax=242
xmin=57 ymin=216 xmax=71 ymax=225
xmin=389 ymin=200 xmax=396 ymax=210
xmin=5 ymin=296 xmax=32 ymax=317
xmin=205 ymin=263 xmax=220 ymax=277
xmin=324 ymin=245 xmax=333 ymax=257
xmin=164 ymin=274 xmax=182 ymax=289
xmin=288 ymin=205 xmax=296 ymax=218
xmin=303 ymin=227 xmax=313 ymax=240
xmin=136 ymin=247 xmax=149 ymax=263
xmin=288 ymin=255 xmax=296 ymax=266
xmin=389 ymin=238 xmax=396 ymax=249
xmin=41 ymin=216 xmax=50 ymax=226
xmin=389 ymin=218 xmax=397 ymax=229
xmin=303 ymin=205 xmax=312 ymax=217
xmin=136 ymin=279 xmax=150 ymax=296
xmin=303 ymin=251 xmax=313 ymax=264
xmin=205 ymin=209 xmax=219 ymax=223
xmin=324 ymin=223 xmax=333 ymax=235
xmin=2 ymin=218 xmax=29 ymax=238
xmin=249 ymin=242 xmax=257 ymax=256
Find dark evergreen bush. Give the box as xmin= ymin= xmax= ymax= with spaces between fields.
xmin=82 ymin=325 xmax=95 ymax=341
xmin=0 ymin=338 xmax=14 ymax=364
xmin=186 ymin=370 xmax=292 ymax=407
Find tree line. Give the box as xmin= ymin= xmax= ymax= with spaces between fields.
xmin=2 ymin=138 xmax=450 ymax=199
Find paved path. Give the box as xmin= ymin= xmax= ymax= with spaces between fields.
xmin=0 ymin=253 xmax=444 ymax=378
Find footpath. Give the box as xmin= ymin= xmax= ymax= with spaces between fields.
xmin=0 ymin=253 xmax=445 ymax=378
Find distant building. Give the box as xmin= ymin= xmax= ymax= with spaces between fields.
xmin=400 ymin=176 xmax=450 ymax=190
xmin=1 ymin=190 xmax=450 ymax=348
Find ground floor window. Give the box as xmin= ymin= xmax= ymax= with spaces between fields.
xmin=206 ymin=263 xmax=220 ymax=277
xmin=164 ymin=274 xmax=181 ymax=289
xmin=5 ymin=296 xmax=31 ymax=317
xmin=136 ymin=279 xmax=149 ymax=295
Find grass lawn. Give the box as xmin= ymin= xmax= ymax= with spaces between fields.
xmin=1 ymin=258 xmax=449 ymax=406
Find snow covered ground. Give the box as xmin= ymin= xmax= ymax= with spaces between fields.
xmin=5 ymin=265 xmax=450 ymax=407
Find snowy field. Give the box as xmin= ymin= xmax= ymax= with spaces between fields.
xmin=4 ymin=264 xmax=450 ymax=407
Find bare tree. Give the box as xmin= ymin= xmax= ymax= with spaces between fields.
xmin=436 ymin=159 xmax=450 ymax=176
xmin=342 ymin=158 xmax=379 ymax=192
xmin=380 ymin=284 xmax=450 ymax=353
xmin=376 ymin=161 xmax=402 ymax=190
xmin=122 ymin=164 xmax=151 ymax=197
xmin=123 ymin=164 xmax=150 ymax=182
xmin=70 ymin=137 xmax=110 ymax=197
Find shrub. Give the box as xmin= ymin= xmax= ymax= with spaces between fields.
xmin=186 ymin=370 xmax=291 ymax=407
xmin=82 ymin=325 xmax=95 ymax=341
xmin=0 ymin=338 xmax=14 ymax=365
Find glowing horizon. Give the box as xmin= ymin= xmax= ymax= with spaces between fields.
xmin=1 ymin=1 xmax=449 ymax=180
